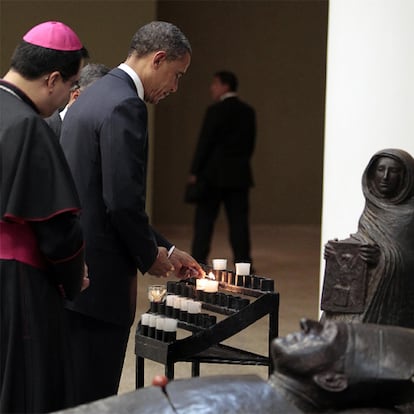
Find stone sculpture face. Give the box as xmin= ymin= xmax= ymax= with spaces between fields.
xmin=371 ymin=156 xmax=404 ymax=198
xmin=272 ymin=319 xmax=345 ymax=377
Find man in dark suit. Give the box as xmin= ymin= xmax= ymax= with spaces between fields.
xmin=60 ymin=21 xmax=203 ymax=405
xmin=189 ymin=71 xmax=256 ymax=268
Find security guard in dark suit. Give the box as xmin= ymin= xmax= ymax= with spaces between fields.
xmin=189 ymin=71 xmax=256 ymax=267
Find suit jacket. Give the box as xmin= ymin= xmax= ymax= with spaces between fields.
xmin=44 ymin=109 xmax=62 ymax=137
xmin=190 ymin=96 xmax=256 ymax=189
xmin=60 ymin=68 xmax=171 ymax=326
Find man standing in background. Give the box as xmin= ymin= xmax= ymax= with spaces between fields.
xmin=188 ymin=71 xmax=256 ymax=269
xmin=61 ymin=21 xmax=203 ymax=405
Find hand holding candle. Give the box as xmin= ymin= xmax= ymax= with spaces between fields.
xmin=167 ymin=247 xmax=205 ymax=279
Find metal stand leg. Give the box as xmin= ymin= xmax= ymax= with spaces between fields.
xmin=191 ymin=361 xmax=200 ymax=377
xmin=268 ymin=294 xmax=279 ymax=376
xmin=136 ymin=356 xmax=145 ymax=389
xmin=165 ymin=362 xmax=175 ymax=380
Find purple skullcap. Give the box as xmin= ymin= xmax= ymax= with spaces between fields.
xmin=23 ymin=21 xmax=83 ymax=51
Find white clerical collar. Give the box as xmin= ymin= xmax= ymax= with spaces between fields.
xmin=59 ymin=105 xmax=68 ymax=120
xmin=220 ymin=92 xmax=237 ymax=101
xmin=118 ymin=63 xmax=144 ymax=100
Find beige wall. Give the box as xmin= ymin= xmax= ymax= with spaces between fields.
xmin=154 ymin=0 xmax=328 ymax=225
xmin=1 ymin=0 xmax=328 ymax=226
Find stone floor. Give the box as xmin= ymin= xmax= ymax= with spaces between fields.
xmin=118 ymin=224 xmax=321 ymax=393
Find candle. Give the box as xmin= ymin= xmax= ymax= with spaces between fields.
xmin=180 ymin=298 xmax=189 ymax=311
xmin=173 ymin=296 xmax=182 ymax=309
xmin=187 ymin=301 xmax=202 ymax=314
xmin=148 ymin=285 xmax=167 ymax=302
xmin=187 ymin=300 xmax=201 ymax=324
xmin=163 ymin=318 xmax=178 ymax=342
xmin=196 ymin=278 xmax=209 ymax=291
xmin=196 ymin=274 xmax=219 ymax=293
xmin=212 ymin=258 xmax=227 ymax=270
xmin=148 ymin=314 xmax=158 ymax=338
xmin=140 ymin=313 xmax=150 ymax=336
xmin=203 ymin=280 xmax=219 ymax=293
xmin=235 ymin=262 xmax=251 ymax=276
xmin=166 ymin=294 xmax=176 ymax=307
xmin=179 ymin=298 xmax=189 ymax=321
xmin=155 ymin=316 xmax=165 ymax=340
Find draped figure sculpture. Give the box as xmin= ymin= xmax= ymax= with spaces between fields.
xmin=321 ymin=148 xmax=414 ymax=328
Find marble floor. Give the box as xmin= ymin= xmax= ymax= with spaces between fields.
xmin=118 ymin=224 xmax=322 ymax=393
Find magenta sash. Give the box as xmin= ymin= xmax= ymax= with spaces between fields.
xmin=0 ymin=220 xmax=46 ymax=269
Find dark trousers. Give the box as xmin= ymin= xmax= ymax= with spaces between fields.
xmin=191 ymin=188 xmax=252 ymax=265
xmin=64 ymin=310 xmax=130 ymax=406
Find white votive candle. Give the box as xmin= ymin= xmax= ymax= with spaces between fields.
xmin=149 ymin=314 xmax=158 ymax=328
xmin=235 ymin=262 xmax=251 ymax=275
xmin=173 ymin=296 xmax=182 ymax=309
xmin=141 ymin=313 xmax=151 ymax=326
xmin=212 ymin=258 xmax=227 ymax=270
xmin=180 ymin=298 xmax=189 ymax=311
xmin=187 ymin=301 xmax=202 ymax=314
xmin=163 ymin=318 xmax=178 ymax=342
xmin=204 ymin=280 xmax=219 ymax=293
xmin=166 ymin=294 xmax=176 ymax=307
xmin=156 ymin=316 xmax=164 ymax=330
xmin=196 ymin=278 xmax=209 ymax=291
xmin=163 ymin=318 xmax=178 ymax=332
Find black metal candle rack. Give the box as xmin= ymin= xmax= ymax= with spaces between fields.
xmin=135 ymin=268 xmax=279 ymax=388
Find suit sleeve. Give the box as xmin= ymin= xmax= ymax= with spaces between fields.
xmin=99 ymin=98 xmax=160 ymax=273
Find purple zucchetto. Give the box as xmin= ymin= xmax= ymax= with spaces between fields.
xmin=23 ymin=21 xmax=83 ymax=51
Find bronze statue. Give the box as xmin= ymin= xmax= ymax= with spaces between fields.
xmin=57 ymin=318 xmax=414 ymax=413
xmin=270 ymin=318 xmax=414 ymax=413
xmin=321 ymin=148 xmax=414 ymax=328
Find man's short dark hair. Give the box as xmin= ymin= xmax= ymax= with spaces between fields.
xmin=214 ymin=70 xmax=238 ymax=92
xmin=129 ymin=21 xmax=192 ymax=60
xmin=10 ymin=41 xmax=89 ymax=81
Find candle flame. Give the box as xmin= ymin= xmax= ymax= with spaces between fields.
xmin=207 ymin=272 xmax=215 ymax=280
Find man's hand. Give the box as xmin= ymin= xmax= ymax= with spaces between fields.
xmin=147 ymin=247 xmax=175 ymax=277
xmin=169 ymin=248 xmax=205 ymax=279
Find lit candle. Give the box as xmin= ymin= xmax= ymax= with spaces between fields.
xmin=148 ymin=285 xmax=167 ymax=302
xmin=196 ymin=278 xmax=209 ymax=291
xmin=203 ymin=280 xmax=219 ymax=293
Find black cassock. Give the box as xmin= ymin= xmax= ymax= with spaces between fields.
xmin=0 ymin=80 xmax=84 ymax=413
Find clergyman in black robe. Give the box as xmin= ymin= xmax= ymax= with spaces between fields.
xmin=0 ymin=21 xmax=88 ymax=413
